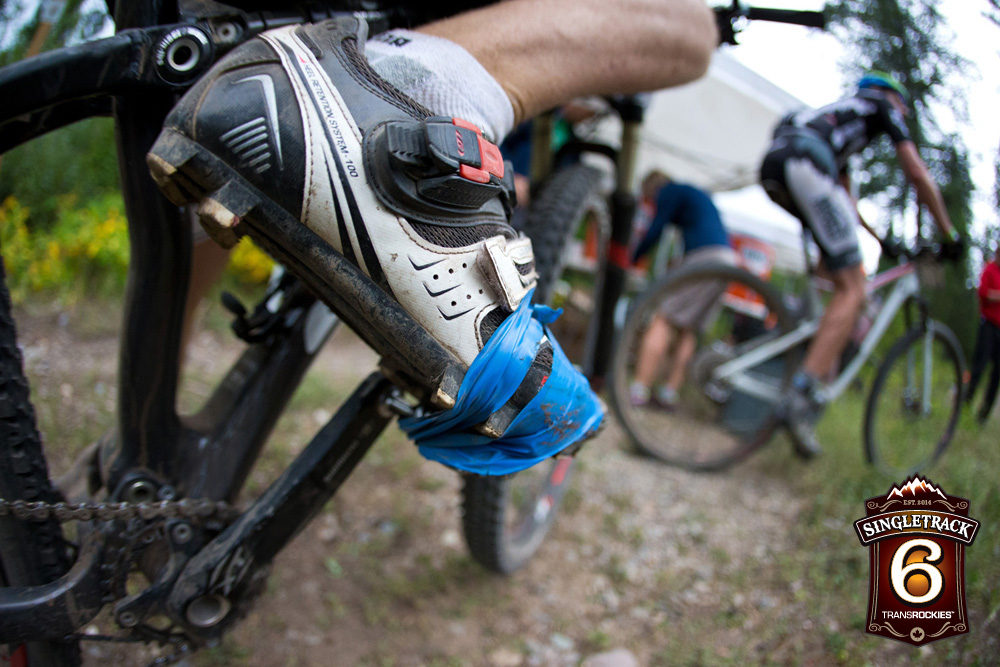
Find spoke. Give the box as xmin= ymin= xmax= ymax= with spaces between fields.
xmin=922 ymin=327 xmax=934 ymax=414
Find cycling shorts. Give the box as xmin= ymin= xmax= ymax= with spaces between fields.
xmin=658 ymin=245 xmax=738 ymax=332
xmin=759 ymin=128 xmax=862 ymax=271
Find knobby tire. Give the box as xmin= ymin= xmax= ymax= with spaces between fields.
xmin=0 ymin=258 xmax=81 ymax=666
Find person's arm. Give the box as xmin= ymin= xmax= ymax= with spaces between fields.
xmin=895 ymin=141 xmax=958 ymax=241
xmin=632 ymin=206 xmax=667 ymax=263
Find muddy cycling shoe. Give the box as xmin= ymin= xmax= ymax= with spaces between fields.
xmin=147 ymin=17 xmax=603 ymax=473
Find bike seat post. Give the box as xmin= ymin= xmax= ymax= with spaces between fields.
xmin=528 ymin=111 xmax=556 ymax=193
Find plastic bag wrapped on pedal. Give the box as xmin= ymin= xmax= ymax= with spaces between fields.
xmin=399 ymin=290 xmax=603 ymax=475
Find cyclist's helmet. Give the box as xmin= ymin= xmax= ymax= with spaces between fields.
xmin=858 ymin=71 xmax=910 ymax=105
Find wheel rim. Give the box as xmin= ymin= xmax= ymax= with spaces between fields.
xmin=612 ymin=266 xmax=793 ymax=470
xmin=501 ymin=458 xmax=573 ymax=561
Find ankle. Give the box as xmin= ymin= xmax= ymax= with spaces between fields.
xmin=365 ymin=30 xmax=514 ymax=141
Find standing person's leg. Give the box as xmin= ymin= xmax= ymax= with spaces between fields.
xmin=977 ymin=321 xmax=1000 ymax=422
xmin=656 ymin=327 xmax=695 ymax=407
xmin=664 ymin=329 xmax=696 ymax=392
xmin=966 ymin=318 xmax=990 ymax=404
xmin=632 ymin=315 xmax=673 ymax=404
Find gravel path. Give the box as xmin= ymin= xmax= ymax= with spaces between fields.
xmin=16 ymin=307 xmax=866 ymax=665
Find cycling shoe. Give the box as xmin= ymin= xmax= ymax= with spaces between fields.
xmin=147 ymin=17 xmax=603 ymax=464
xmin=149 ymin=17 xmax=532 ymax=368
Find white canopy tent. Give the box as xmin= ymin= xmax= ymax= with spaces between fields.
xmin=587 ymin=49 xmax=814 ymax=273
xmin=635 ymin=48 xmax=807 ymax=193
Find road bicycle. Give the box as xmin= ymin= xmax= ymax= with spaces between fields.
xmin=609 ymin=228 xmax=966 ymax=476
xmin=0 ymin=1 xmax=588 ymax=663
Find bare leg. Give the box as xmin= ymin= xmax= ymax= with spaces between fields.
xmin=635 ymin=315 xmax=673 ymax=388
xmin=665 ymin=327 xmax=697 ymax=391
xmin=180 ymin=237 xmax=231 ymax=358
xmin=801 ymin=264 xmax=867 ymax=379
xmin=418 ymin=0 xmax=717 ymax=123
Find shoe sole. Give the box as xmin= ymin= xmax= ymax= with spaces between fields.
xmin=147 ymin=129 xmax=464 ymax=410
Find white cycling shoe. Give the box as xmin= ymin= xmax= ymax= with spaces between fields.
xmin=148 ymin=17 xmax=536 ymax=369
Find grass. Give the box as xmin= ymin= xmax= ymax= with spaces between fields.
xmin=763 ymin=389 xmax=1000 ymax=663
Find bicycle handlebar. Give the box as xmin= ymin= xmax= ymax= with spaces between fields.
xmin=745 ymin=7 xmax=826 ymax=28
xmin=881 ymin=236 xmax=965 ymax=265
xmin=715 ymin=2 xmax=826 ymax=45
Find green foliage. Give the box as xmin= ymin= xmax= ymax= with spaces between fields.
xmin=0 ymin=0 xmax=111 ymax=66
xmin=989 ymin=0 xmax=1000 ymax=26
xmin=0 ymin=192 xmax=274 ymax=305
xmin=826 ymin=0 xmax=978 ymax=351
xmin=825 ymin=0 xmax=972 ymax=229
xmin=0 ymin=192 xmax=129 ymax=301
xmin=0 ymin=118 xmax=121 ymax=228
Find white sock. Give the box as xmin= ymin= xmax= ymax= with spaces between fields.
xmin=365 ymin=29 xmax=514 ymax=142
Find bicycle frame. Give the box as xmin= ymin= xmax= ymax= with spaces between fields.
xmin=0 ymin=0 xmax=417 ymax=645
xmin=712 ymin=260 xmax=926 ymax=405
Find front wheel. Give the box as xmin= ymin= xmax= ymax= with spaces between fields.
xmin=0 ymin=258 xmax=81 ymax=665
xmin=609 ymin=262 xmax=800 ymax=471
xmin=864 ymin=321 xmax=964 ymax=477
xmin=460 ymin=457 xmax=574 ymax=574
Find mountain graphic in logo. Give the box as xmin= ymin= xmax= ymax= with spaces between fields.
xmin=886 ymin=476 xmax=947 ymax=501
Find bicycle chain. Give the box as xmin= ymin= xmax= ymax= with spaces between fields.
xmin=1 ymin=495 xmax=242 ymax=665
xmin=0 ymin=496 xmax=239 ymax=524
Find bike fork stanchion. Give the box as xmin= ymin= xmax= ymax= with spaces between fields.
xmin=590 ymin=104 xmax=644 ymax=387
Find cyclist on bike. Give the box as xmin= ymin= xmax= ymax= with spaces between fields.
xmin=759 ymin=71 xmax=962 ymax=457
xmin=148 ymin=1 xmax=717 ymax=471
xmin=629 ymin=171 xmax=737 ymax=410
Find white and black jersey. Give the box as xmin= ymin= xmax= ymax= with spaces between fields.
xmin=758 ymin=89 xmax=911 ymax=271
xmin=778 ymin=89 xmax=911 ymax=173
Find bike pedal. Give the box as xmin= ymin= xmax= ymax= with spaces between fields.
xmin=148 ymin=132 xmax=465 ymax=409
xmin=473 ymin=339 xmax=554 ymax=439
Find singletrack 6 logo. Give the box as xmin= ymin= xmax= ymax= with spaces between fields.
xmin=854 ymin=476 xmax=978 ymax=645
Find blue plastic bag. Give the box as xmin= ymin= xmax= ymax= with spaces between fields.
xmin=399 ymin=290 xmax=604 ymax=475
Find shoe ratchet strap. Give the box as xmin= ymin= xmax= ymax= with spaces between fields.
xmin=382 ymin=115 xmax=516 ymax=213
xmin=399 ymin=289 xmax=605 ymax=476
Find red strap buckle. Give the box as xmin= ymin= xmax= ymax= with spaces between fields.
xmin=452 ymin=117 xmax=504 ymax=184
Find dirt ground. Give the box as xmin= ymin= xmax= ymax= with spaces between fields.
xmin=15 ymin=302 xmax=988 ymax=666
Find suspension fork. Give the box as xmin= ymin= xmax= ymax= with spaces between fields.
xmin=590 ymin=99 xmax=645 ymax=388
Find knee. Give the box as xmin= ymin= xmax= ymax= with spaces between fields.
xmin=624 ymin=0 xmax=718 ymax=86
xmin=670 ymin=0 xmax=718 ymax=78
xmin=660 ymin=0 xmax=718 ymax=81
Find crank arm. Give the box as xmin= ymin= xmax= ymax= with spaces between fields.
xmin=164 ymin=372 xmax=394 ymax=642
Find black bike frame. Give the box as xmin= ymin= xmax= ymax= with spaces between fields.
xmin=0 ymin=0 xmax=411 ymax=644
